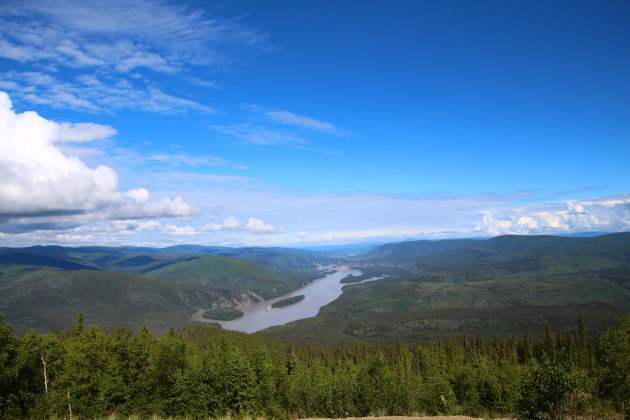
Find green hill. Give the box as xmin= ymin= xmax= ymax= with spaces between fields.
xmin=0 ymin=253 xmax=97 ymax=271
xmin=262 ymin=233 xmax=630 ymax=344
xmin=438 ymin=233 xmax=630 ymax=264
xmin=144 ymin=255 xmax=304 ymax=299
xmin=357 ymin=238 xmax=479 ymax=260
xmin=0 ymin=264 xmax=239 ymax=334
xmin=0 ymin=246 xmax=325 ymax=334
xmin=2 ymin=234 xmax=628 ymax=340
xmin=0 ymin=244 xmax=329 ymax=278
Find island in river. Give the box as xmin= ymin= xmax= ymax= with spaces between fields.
xmin=191 ymin=267 xmax=385 ymax=333
xmin=269 ymin=295 xmax=305 ymax=310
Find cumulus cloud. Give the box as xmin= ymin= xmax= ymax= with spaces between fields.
xmin=57 ymin=122 xmax=117 ymax=143
xmin=110 ymin=219 xmax=160 ymax=235
xmin=162 ymin=224 xmax=202 ymax=236
xmin=0 ymin=91 xmax=195 ymax=227
xmin=207 ymin=216 xmax=283 ymax=234
xmin=476 ymin=196 xmax=630 ymax=235
xmin=107 ymin=216 xmax=284 ymax=237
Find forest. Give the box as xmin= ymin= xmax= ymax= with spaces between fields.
xmin=1 ymin=312 xmax=628 ymax=419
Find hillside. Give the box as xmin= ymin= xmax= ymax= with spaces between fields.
xmin=357 ymin=239 xmax=479 ymax=261
xmin=0 ymin=244 xmax=329 ymax=334
xmin=0 ymin=244 xmax=330 ymax=277
xmin=0 ymin=245 xmax=193 ymax=274
xmin=0 ymin=264 xmax=244 ymax=334
xmin=432 ymin=233 xmax=630 ymax=265
xmin=144 ymin=255 xmax=306 ymax=299
xmin=262 ymin=233 xmax=630 ymax=344
xmin=1 ymin=234 xmax=628 ymax=340
xmin=0 ymin=253 xmax=98 ymax=271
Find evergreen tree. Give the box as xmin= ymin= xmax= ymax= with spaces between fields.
xmin=598 ymin=314 xmax=630 ymax=417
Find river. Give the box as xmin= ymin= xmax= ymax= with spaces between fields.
xmin=191 ymin=267 xmax=383 ymax=333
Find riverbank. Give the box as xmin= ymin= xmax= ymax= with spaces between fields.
xmin=192 ymin=267 xmax=362 ymax=332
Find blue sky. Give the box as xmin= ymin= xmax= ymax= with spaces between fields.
xmin=0 ymin=0 xmax=628 ymax=247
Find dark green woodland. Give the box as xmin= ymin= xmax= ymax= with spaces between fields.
xmin=0 ymin=313 xmax=629 ymax=419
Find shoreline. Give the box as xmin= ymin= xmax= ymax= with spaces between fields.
xmin=190 ymin=266 xmax=382 ymax=332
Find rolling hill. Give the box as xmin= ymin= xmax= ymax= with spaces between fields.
xmin=143 ymin=255 xmax=306 ymax=299
xmin=0 ymin=264 xmax=238 ymax=334
xmin=1 ymin=234 xmax=628 ymax=340
xmin=0 ymin=245 xmax=328 ymax=334
xmin=262 ymin=233 xmax=630 ymax=344
xmin=356 ymin=238 xmax=479 ymax=261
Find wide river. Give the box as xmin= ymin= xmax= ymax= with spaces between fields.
xmin=192 ymin=267 xmax=382 ymax=333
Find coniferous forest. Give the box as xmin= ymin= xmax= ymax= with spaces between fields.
xmin=1 ymin=312 xmax=628 ymax=419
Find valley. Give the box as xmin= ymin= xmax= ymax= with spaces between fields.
xmin=0 ymin=233 xmax=628 ymax=341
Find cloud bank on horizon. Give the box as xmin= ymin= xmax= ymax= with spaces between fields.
xmin=0 ymin=0 xmax=628 ymax=247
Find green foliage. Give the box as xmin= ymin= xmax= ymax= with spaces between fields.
xmin=3 ymin=233 xmax=629 ymax=342
xmin=0 ymin=313 xmax=629 ymax=418
xmin=264 ymin=233 xmax=630 ymax=344
xmin=270 ymin=295 xmax=304 ymax=309
xmin=597 ymin=314 xmax=630 ymax=417
xmin=144 ymin=255 xmax=304 ymax=299
xmin=0 ymin=265 xmax=251 ymax=334
xmin=517 ymin=352 xmax=577 ymax=419
xmin=0 ymin=312 xmax=20 ymax=417
xmin=202 ymin=307 xmax=244 ymax=321
xmin=0 ymin=245 xmax=326 ymax=335
xmin=1 ymin=235 xmax=629 ymax=418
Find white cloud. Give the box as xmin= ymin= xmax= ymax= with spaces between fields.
xmin=162 ymin=224 xmax=202 ymax=236
xmin=265 ymin=110 xmax=340 ymax=134
xmin=107 ymin=215 xmax=283 ymax=237
xmin=0 ymin=0 xmax=263 ymax=114
xmin=165 ymin=186 xmax=630 ymax=247
xmin=0 ymin=91 xmax=195 ymax=225
xmin=0 ymin=0 xmax=264 ymax=67
xmin=207 ymin=216 xmax=283 ymax=234
xmin=211 ymin=124 xmax=309 ymax=146
xmin=2 ymin=71 xmax=215 ymax=115
xmin=111 ymin=219 xmax=160 ymax=235
xmin=476 ymin=196 xmax=630 ymax=236
xmin=57 ymin=122 xmax=117 ymax=143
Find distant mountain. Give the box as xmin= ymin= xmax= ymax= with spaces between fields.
xmin=215 ymin=247 xmax=328 ymax=271
xmin=3 ymin=234 xmax=628 ymax=340
xmin=0 ymin=244 xmax=330 ymax=276
xmin=559 ymin=231 xmax=617 ymax=237
xmin=299 ymin=242 xmax=385 ymax=255
xmin=0 ymin=253 xmax=97 ymax=271
xmin=262 ymin=233 xmax=630 ymax=344
xmin=355 ymin=233 xmax=630 ymax=266
xmin=356 ymin=238 xmax=480 ymax=261
xmin=430 ymin=233 xmax=630 ymax=267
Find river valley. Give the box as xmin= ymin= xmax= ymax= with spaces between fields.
xmin=192 ymin=267 xmax=384 ymax=333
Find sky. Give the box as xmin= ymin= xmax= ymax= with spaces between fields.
xmin=0 ymin=0 xmax=628 ymax=247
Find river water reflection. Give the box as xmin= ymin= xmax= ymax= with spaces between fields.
xmin=195 ymin=268 xmax=381 ymax=333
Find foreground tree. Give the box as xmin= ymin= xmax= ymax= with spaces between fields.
xmin=598 ymin=314 xmax=630 ymax=417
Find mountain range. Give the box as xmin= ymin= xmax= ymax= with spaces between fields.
xmin=1 ymin=232 xmax=628 ymax=341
